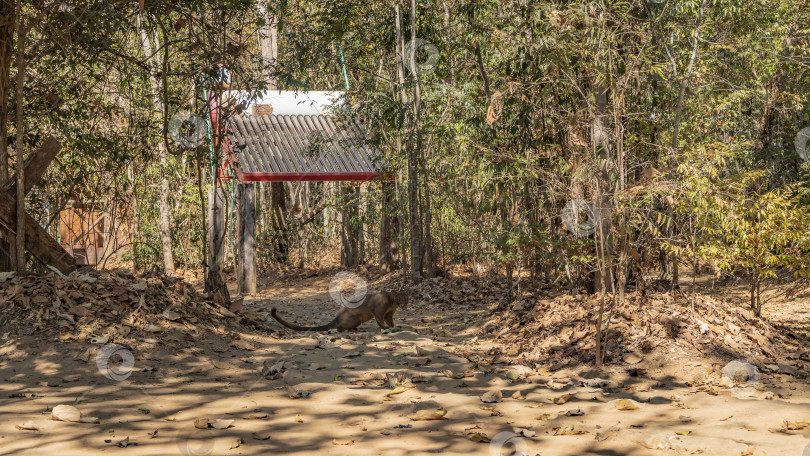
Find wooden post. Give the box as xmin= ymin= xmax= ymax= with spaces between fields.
xmin=207 ymin=186 xmax=225 ymax=274
xmin=205 ymin=186 xmax=230 ymax=303
xmin=237 ymin=182 xmax=256 ymax=294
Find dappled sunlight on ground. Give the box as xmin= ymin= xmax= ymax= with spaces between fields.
xmin=1 ymin=269 xmax=809 ymax=455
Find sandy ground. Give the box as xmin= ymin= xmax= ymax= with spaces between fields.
xmin=1 ymin=272 xmax=810 ymax=456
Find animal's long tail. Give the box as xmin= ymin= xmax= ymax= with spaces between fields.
xmin=270 ymin=308 xmax=337 ymax=331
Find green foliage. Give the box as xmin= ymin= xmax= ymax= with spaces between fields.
xmin=7 ymin=0 xmax=810 ymax=310
xmin=670 ymin=145 xmax=810 ymax=314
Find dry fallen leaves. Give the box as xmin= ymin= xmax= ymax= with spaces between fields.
xmin=211 ymin=419 xmax=234 ymax=429
xmin=386 ymin=386 xmax=410 ymax=396
xmin=51 ymin=404 xmax=82 ymax=422
xmin=553 ymin=426 xmax=587 ymax=436
xmin=623 ymin=352 xmax=643 ymax=364
xmin=467 ymin=432 xmax=491 ymax=443
xmin=481 ymin=390 xmax=503 ymax=403
xmin=411 ymin=408 xmax=447 ymax=421
xmin=552 ymin=393 xmax=573 ymax=405
xmin=230 ymin=339 xmax=255 ymax=351
xmin=595 ymin=427 xmax=619 ymax=441
xmin=15 ymin=420 xmax=40 ymax=431
xmin=615 ymin=399 xmax=640 ymax=411
xmin=332 ymin=439 xmax=356 ymax=445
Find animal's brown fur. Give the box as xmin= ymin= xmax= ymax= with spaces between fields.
xmin=270 ymin=290 xmax=410 ymax=331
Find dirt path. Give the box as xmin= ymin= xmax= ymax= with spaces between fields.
xmin=1 ymin=274 xmax=810 ymax=455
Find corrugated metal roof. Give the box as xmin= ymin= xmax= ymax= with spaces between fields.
xmin=224 ymin=114 xmax=383 ymax=182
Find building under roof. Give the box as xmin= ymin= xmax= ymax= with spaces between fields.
xmin=208 ymin=90 xmax=388 ymax=296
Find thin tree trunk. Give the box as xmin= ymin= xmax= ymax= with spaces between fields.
xmin=408 ymin=0 xmax=423 ymax=280
xmin=379 ymin=180 xmax=399 ymax=271
xmin=0 ymin=0 xmax=15 ymax=272
xmin=667 ymin=0 xmax=706 ymax=290
xmin=257 ymin=2 xmax=287 ymax=263
xmin=270 ymin=181 xmax=287 ymax=260
xmin=396 ymin=2 xmax=421 ymax=281
xmin=0 ymin=0 xmax=12 ymax=183
xmin=12 ymin=0 xmax=24 ymax=273
xmin=498 ymin=182 xmax=513 ymax=299
xmin=670 ymin=0 xmax=706 ymax=151
xmin=340 ymin=184 xmax=363 ymax=266
xmin=758 ymin=28 xmax=794 ymax=151
xmin=137 ymin=11 xmax=174 ymax=275
xmin=257 ymin=1 xmax=278 ymax=90
xmin=592 ymin=75 xmax=611 ymax=293
xmin=594 ymin=178 xmax=608 ymax=368
xmin=411 ymin=0 xmax=434 ymax=278
xmin=393 ymin=5 xmax=408 ymax=278
xmin=129 ymin=166 xmax=140 ymax=270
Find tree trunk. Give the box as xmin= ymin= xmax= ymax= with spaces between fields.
xmin=237 ymin=183 xmax=256 ymax=294
xmin=758 ymin=29 xmax=794 ymax=152
xmin=379 ymin=180 xmax=399 ymax=271
xmin=270 ymin=181 xmax=288 ymax=261
xmin=206 ymin=186 xmax=229 ymax=302
xmin=498 ymin=182 xmax=513 ymax=299
xmin=592 ymin=74 xmax=611 ymax=294
xmin=137 ymin=11 xmax=174 ymax=275
xmin=129 ymin=166 xmax=140 ymax=270
xmin=749 ymin=277 xmax=756 ymax=314
xmin=0 ymin=0 xmax=15 ymax=272
xmin=257 ymin=1 xmax=278 ymax=91
xmin=399 ymin=0 xmax=422 ymax=281
xmin=158 ymin=167 xmax=174 ymax=275
xmin=257 ymin=3 xmax=287 ymax=263
xmin=12 ymin=0 xmax=24 ymax=273
xmin=340 ymin=184 xmax=363 ymax=267
xmin=411 ymin=0 xmax=433 ymax=278
xmin=393 ymin=4 xmax=409 ymax=278
xmin=668 ymin=0 xmax=706 ymax=291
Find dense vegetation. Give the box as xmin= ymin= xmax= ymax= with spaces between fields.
xmin=1 ymin=0 xmax=809 ymax=319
